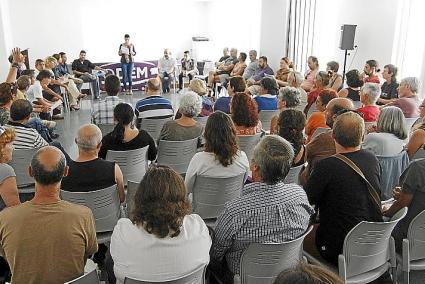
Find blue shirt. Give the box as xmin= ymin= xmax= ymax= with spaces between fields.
xmin=214 ymin=97 xmax=232 ymax=114
xmin=254 ymin=95 xmax=278 ymax=111
xmin=252 ymin=66 xmax=274 ymax=82
xmin=134 ymin=95 xmax=174 ymax=119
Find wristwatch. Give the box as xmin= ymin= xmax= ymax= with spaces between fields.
xmin=11 ymin=63 xmax=19 ymax=68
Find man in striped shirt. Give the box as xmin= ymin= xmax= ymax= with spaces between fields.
xmin=91 ymin=75 xmax=123 ymax=124
xmin=210 ymin=135 xmax=314 ymax=282
xmin=134 ymin=78 xmax=174 ymax=129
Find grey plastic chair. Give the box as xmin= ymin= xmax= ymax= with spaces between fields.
xmin=352 ymin=100 xmax=362 ymax=109
xmin=237 ymin=133 xmax=263 ymax=161
xmin=377 ymin=151 xmax=409 ymax=200
xmin=310 ymin=127 xmax=330 ymax=141
xmin=259 ymin=110 xmax=279 ymax=132
xmin=9 ymin=148 xmax=40 ymax=193
xmin=306 ymin=102 xmax=318 ymax=119
xmin=194 ymin=116 xmax=209 ymax=128
xmin=405 ymin=117 xmax=420 ymax=133
xmin=125 ymin=180 xmax=139 ymax=217
xmin=398 ymin=209 xmax=425 ymax=284
xmin=337 ymin=207 xmax=408 ymax=283
xmin=233 ymin=226 xmax=313 ymax=284
xmin=65 ymin=269 xmax=100 ymax=284
xmin=284 ymin=164 xmax=304 ymax=185
xmin=60 ymin=185 xmax=120 ymax=244
xmin=192 ymin=173 xmax=245 ymax=219
xmin=106 ymin=146 xmax=149 ymax=184
xmin=413 ymin=147 xmax=425 ymax=160
xmin=157 ymin=137 xmax=199 ymax=174
xmin=124 ymin=264 xmax=206 ymax=283
xmin=140 ymin=117 xmax=173 ymax=141
xmin=97 ymin=123 xmax=115 ymax=136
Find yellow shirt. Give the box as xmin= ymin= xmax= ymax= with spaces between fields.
xmin=16 ymin=89 xmax=27 ymax=100
xmin=0 ymin=200 xmax=98 ymax=284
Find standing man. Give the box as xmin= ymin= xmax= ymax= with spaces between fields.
xmin=158 ymin=49 xmax=176 ymax=93
xmin=118 ymin=34 xmax=136 ymax=95
xmin=71 ymin=50 xmax=108 ymax=99
xmin=178 ymin=51 xmax=197 ymax=92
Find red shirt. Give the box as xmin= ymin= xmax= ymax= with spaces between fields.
xmin=364 ymin=76 xmax=380 ymax=84
xmin=304 ymin=87 xmax=323 ymax=115
xmin=357 ymin=105 xmax=380 ymax=122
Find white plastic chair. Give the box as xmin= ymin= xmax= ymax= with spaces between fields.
xmin=125 ymin=180 xmax=139 ymax=217
xmin=157 ymin=137 xmax=199 ymax=174
xmin=194 ymin=116 xmax=209 ymax=128
xmin=65 ymin=269 xmax=100 ymax=284
xmin=405 ymin=117 xmax=420 ymax=133
xmin=192 ymin=173 xmax=245 ymax=220
xmin=97 ymin=123 xmax=115 ymax=137
xmin=337 ymin=207 xmax=408 ymax=283
xmin=233 ymin=226 xmax=313 ymax=284
xmin=259 ymin=110 xmax=279 ymax=132
xmin=106 ymin=146 xmax=149 ymax=184
xmin=352 ymin=100 xmax=362 ymax=109
xmin=237 ymin=133 xmax=263 ymax=161
xmin=310 ymin=127 xmax=330 ymax=141
xmin=60 ymin=185 xmax=120 ymax=244
xmin=398 ymin=209 xmax=425 ymax=284
xmin=284 ymin=164 xmax=304 ymax=185
xmin=124 ymin=264 xmax=206 ymax=284
xmin=306 ymin=103 xmax=318 ymax=119
xmin=9 ymin=148 xmax=40 ymax=193
xmin=140 ymin=117 xmax=173 ymax=142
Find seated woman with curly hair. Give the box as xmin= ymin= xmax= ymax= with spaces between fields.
xmin=231 ymin=92 xmax=262 ymax=135
xmin=185 ymin=111 xmax=250 ymax=193
xmin=277 ymin=109 xmax=307 ymax=167
xmin=110 ymin=165 xmax=211 ymax=283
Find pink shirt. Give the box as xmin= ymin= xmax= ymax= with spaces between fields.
xmin=389 ymin=96 xmax=421 ymax=118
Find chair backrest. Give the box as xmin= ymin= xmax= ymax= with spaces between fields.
xmin=9 ymin=148 xmax=39 ymax=187
xmin=237 ymin=133 xmax=263 ymax=161
xmin=126 ymin=180 xmax=139 ymax=217
xmin=406 ymin=209 xmax=425 ymax=261
xmin=311 ymin=127 xmax=330 ymax=141
xmin=124 ymin=264 xmax=206 ymax=284
xmin=239 ymin=226 xmax=313 ymax=284
xmin=98 ymin=123 xmax=116 ymax=136
xmin=157 ymin=137 xmax=199 ymax=174
xmin=194 ymin=116 xmax=209 ymax=128
xmin=352 ymin=100 xmax=362 ymax=109
xmin=377 ymin=151 xmax=409 ymax=200
xmin=60 ymin=185 xmax=120 ymax=233
xmin=140 ymin=117 xmax=173 ymax=141
xmin=106 ymin=146 xmax=149 ymax=184
xmin=413 ymin=147 xmax=425 ymax=160
xmin=284 ymin=164 xmax=304 ymax=185
xmin=65 ymin=269 xmax=100 ymax=284
xmin=405 ymin=117 xmax=420 ymax=133
xmin=306 ymin=102 xmax=318 ymax=119
xmin=192 ymin=173 xmax=245 ymax=219
xmin=341 ymin=207 xmax=408 ymax=279
xmin=259 ymin=110 xmax=279 ymax=132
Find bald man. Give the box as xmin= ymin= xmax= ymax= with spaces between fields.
xmin=304 ymin=112 xmax=382 ymax=265
xmin=61 ymin=124 xmax=125 ymax=203
xmin=134 ymin=78 xmax=174 ymax=128
xmin=0 ymin=146 xmax=98 ymax=283
xmin=158 ymin=48 xmax=176 ymax=93
xmin=299 ymin=98 xmax=354 ymax=186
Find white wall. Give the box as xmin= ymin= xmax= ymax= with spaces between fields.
xmin=312 ymin=0 xmax=399 ymax=74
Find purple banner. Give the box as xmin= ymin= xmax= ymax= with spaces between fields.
xmin=95 ymin=61 xmax=158 ymax=91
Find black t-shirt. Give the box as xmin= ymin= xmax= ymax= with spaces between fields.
xmin=98 ymin=130 xmax=157 ymax=161
xmin=346 ymin=88 xmax=360 ymax=101
xmin=61 ymin=158 xmax=116 ymax=192
xmin=381 ymin=80 xmax=399 ymax=100
xmin=305 ymin=149 xmax=383 ymax=264
xmin=71 ymin=59 xmax=96 ymax=75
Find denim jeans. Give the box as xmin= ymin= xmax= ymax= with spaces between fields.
xmin=121 ymin=63 xmax=134 ymax=91
xmin=160 ymin=72 xmax=171 ymax=93
xmin=27 ymin=118 xmax=52 ymax=143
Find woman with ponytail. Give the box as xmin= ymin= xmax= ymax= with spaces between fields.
xmin=99 ymin=103 xmax=157 ymax=160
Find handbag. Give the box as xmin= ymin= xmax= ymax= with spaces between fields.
xmin=333 ymin=153 xmax=382 ymax=213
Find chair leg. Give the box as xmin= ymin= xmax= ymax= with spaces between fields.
xmin=392 ymin=266 xmax=397 ymax=284
xmin=403 ymin=270 xmax=409 ymax=284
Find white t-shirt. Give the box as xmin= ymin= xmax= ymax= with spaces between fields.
xmin=110 ymin=216 xmax=211 ymax=284
xmin=185 ymin=151 xmax=250 ymax=193
xmin=30 ymin=81 xmax=43 ymax=100
xmin=362 ymin=132 xmax=405 ymax=156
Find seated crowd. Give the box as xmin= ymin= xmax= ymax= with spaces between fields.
xmin=0 ymin=45 xmax=424 ymax=284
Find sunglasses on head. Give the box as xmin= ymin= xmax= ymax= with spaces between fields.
xmin=335 ymin=108 xmax=364 ymax=118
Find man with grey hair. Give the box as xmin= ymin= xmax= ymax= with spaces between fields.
xmin=270 ymin=87 xmax=301 ymax=133
xmin=158 ymin=48 xmax=176 ymax=93
xmin=61 ymin=124 xmax=125 ymax=202
xmin=216 ymin=47 xmax=230 ymax=67
xmin=207 ymin=48 xmax=239 ymax=91
xmin=0 ymin=146 xmax=98 ymax=283
xmin=299 ymin=97 xmax=354 ymax=186
xmin=385 ymin=76 xmax=421 ymax=118
xmin=357 ymin=82 xmax=381 ymax=122
xmin=242 ymin=50 xmax=258 ymax=80
xmin=211 ymin=135 xmax=314 ymax=282
xmin=304 ymin=111 xmax=383 ymax=266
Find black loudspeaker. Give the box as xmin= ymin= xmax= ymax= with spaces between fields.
xmin=339 ymin=25 xmax=357 ymax=50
